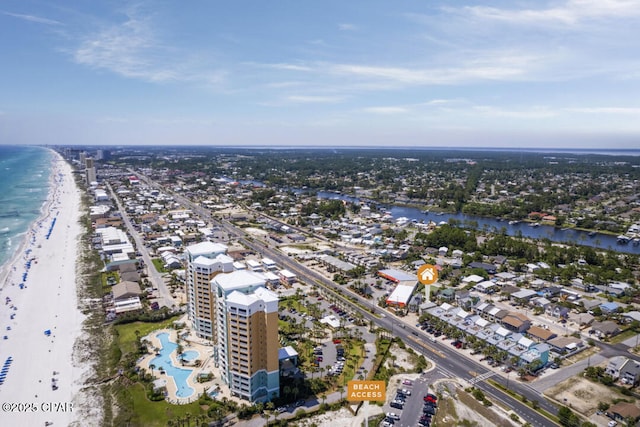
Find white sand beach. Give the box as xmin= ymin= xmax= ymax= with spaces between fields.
xmin=0 ymin=151 xmax=90 ymax=426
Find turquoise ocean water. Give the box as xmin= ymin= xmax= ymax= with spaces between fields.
xmin=0 ymin=146 xmax=52 ymax=271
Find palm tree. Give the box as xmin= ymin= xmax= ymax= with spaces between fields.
xmin=509 ymin=356 xmax=519 ymax=368
xmin=265 ymin=401 xmax=275 ymax=426
xmin=517 ymin=366 xmax=527 ymax=379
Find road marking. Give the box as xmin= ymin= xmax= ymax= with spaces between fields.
xmin=407 ymin=335 xmax=445 ymax=358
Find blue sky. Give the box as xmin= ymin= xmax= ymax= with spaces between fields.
xmin=1 ymin=0 xmax=640 ymax=148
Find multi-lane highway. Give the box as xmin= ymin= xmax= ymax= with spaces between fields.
xmin=132 ymin=171 xmax=560 ymax=426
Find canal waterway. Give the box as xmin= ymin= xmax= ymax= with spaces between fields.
xmin=314 ymin=192 xmax=640 ymax=255
xmin=217 ymin=175 xmax=640 ymax=255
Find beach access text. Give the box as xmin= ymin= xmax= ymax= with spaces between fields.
xmin=347 ymin=380 xmax=386 ymax=401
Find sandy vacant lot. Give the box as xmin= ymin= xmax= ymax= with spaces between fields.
xmin=545 ymin=375 xmax=618 ymax=416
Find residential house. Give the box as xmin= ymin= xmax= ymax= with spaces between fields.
xmin=487 ymin=306 xmax=509 ymax=323
xmin=545 ymin=304 xmax=570 ymax=319
xmin=501 ymin=312 xmax=531 ymax=333
xmin=622 ymin=311 xmax=640 ymax=324
xmin=606 ymin=356 xmax=628 ymax=379
xmin=468 ymin=262 xmax=497 ymax=275
xmin=462 ymin=274 xmax=485 ymax=285
xmin=547 ymin=336 xmax=584 ymax=354
xmin=494 ymin=272 xmax=516 ymax=283
xmin=501 ymin=285 xmax=521 ymax=297
xmin=408 ymin=294 xmax=423 ymax=313
xmin=508 ymin=336 xmax=535 ymax=360
xmin=455 ymin=291 xmax=478 ymax=311
xmin=491 ymin=255 xmax=507 ymax=266
xmin=600 ymin=302 xmax=621 ymax=315
xmin=526 ymin=326 xmax=557 ymax=342
xmin=621 ymin=359 xmax=640 ymax=386
xmin=540 ymin=287 xmax=562 ymax=298
xmin=473 ymin=302 xmax=493 ymax=317
xmin=474 ymin=280 xmax=497 ymax=294
xmin=511 ymin=289 xmax=537 ymax=304
xmin=590 ymin=320 xmax=621 ymax=338
xmin=530 ymin=297 xmax=552 ymax=310
xmin=607 ymin=402 xmax=640 ymax=423
xmin=581 ymin=299 xmax=601 ymax=312
xmin=438 ymin=288 xmax=456 ymax=302
xmin=599 ymin=286 xmax=626 ymax=298
xmin=570 ymin=312 xmax=595 ymax=327
xmin=520 ymin=344 xmax=550 ymax=368
xmin=112 ymin=281 xmax=142 ymax=302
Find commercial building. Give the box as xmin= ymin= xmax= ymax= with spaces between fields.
xmin=212 ymin=270 xmax=280 ymax=402
xmin=185 ymin=241 xmax=232 ymax=339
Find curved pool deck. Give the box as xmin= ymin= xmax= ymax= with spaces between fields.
xmin=141 ymin=329 xmax=205 ymax=402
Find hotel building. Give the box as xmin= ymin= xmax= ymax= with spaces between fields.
xmin=185 ymin=241 xmax=233 ymax=339
xmin=212 ymin=270 xmax=280 ymax=402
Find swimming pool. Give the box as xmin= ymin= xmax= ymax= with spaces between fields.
xmin=150 ymin=332 xmax=195 ymax=398
xmin=180 ymin=350 xmax=199 ymax=362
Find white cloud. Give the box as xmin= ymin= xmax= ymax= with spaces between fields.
xmin=465 ymin=0 xmax=640 ymax=27
xmin=286 ymin=95 xmax=345 ymax=104
xmin=260 ymin=63 xmax=312 ymax=72
xmin=471 ymin=106 xmax=556 ymax=119
xmin=2 ymin=11 xmax=62 ymax=26
xmin=362 ymin=106 xmax=409 ymax=115
xmin=330 ymin=58 xmax=530 ymax=85
xmin=338 ymin=23 xmax=358 ymax=31
xmin=72 ymin=9 xmax=225 ymax=86
xmin=566 ymin=107 xmax=640 ymax=114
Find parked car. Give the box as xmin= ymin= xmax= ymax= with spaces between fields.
xmin=385 ymin=412 xmax=400 ymax=420
xmin=390 ymin=401 xmax=403 ymax=409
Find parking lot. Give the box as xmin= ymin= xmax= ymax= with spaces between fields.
xmin=379 ymin=373 xmax=443 ymax=427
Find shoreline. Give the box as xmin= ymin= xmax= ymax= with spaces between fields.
xmin=0 ymin=149 xmax=57 ymax=292
xmin=0 ymin=150 xmax=95 ymax=425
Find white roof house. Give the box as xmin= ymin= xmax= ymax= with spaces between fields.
xmin=512 ymin=289 xmax=537 ymax=300
xmin=246 ymin=259 xmax=262 ymax=271
xmin=462 ymin=274 xmax=485 ymax=284
xmin=474 ymin=281 xmax=496 ymax=292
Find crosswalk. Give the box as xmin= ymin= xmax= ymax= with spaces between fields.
xmin=468 ymin=370 xmax=496 ymax=385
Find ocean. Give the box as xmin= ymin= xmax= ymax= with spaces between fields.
xmin=0 ymin=145 xmax=52 ymax=271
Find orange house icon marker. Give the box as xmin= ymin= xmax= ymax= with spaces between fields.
xmin=417 ymin=264 xmax=438 ymax=285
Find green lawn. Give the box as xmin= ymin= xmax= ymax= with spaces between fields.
xmin=116 ymin=382 xmax=209 ymax=427
xmin=152 ymin=258 xmax=167 ymax=273
xmin=115 ymin=317 xmax=180 ymax=355
xmin=609 ymin=328 xmax=638 ymax=345
xmin=111 ymin=317 xmax=218 ymax=426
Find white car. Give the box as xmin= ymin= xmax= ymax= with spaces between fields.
xmin=386 ymin=412 xmax=400 ymax=420
xmin=401 ymin=388 xmax=412 ymax=396
xmin=608 ymin=421 xmax=618 ymax=427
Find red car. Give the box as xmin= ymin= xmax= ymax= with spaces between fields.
xmin=333 ymin=339 xmax=341 ymax=344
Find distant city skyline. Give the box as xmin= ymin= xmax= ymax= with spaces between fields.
xmin=1 ymin=1 xmax=640 ymax=148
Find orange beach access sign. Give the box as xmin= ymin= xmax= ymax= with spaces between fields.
xmin=347 ymin=380 xmax=386 ymax=401
xmin=417 ymin=264 xmax=438 ymax=285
